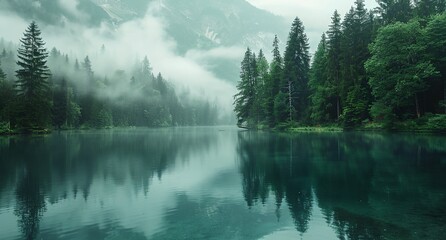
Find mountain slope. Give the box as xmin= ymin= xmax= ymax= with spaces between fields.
xmin=2 ymin=0 xmax=288 ymax=82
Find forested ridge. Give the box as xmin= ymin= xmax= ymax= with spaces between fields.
xmin=0 ymin=22 xmax=222 ymax=134
xmin=234 ymin=0 xmax=446 ymax=131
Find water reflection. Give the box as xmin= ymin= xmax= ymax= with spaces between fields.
xmin=0 ymin=129 xmax=446 ymax=239
xmin=237 ymin=131 xmax=446 ymax=239
xmin=0 ymin=128 xmax=218 ymax=239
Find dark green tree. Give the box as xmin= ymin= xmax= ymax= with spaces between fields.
xmin=309 ymin=34 xmax=330 ymax=123
xmin=375 ymin=0 xmax=413 ymax=25
xmin=326 ymin=10 xmax=343 ymax=120
xmin=256 ymin=49 xmax=270 ymax=123
xmin=15 ymin=21 xmax=51 ymax=131
xmin=414 ymin=0 xmax=446 ymax=18
xmin=0 ymin=61 xmax=14 ymax=129
xmin=265 ymin=35 xmax=283 ymax=127
xmin=366 ymin=20 xmax=437 ymax=125
xmin=425 ymin=13 xmax=446 ymax=113
xmin=234 ymin=48 xmax=258 ymax=128
xmin=281 ymin=17 xmax=310 ymax=123
xmin=340 ymin=1 xmax=374 ymax=127
xmin=52 ymin=78 xmax=68 ymax=129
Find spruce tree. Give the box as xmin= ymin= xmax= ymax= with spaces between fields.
xmin=15 ymin=21 xmax=51 ymax=131
xmin=326 ymin=10 xmax=342 ymax=120
xmin=234 ymin=48 xmax=257 ymax=127
xmin=0 ymin=61 xmax=13 ymax=124
xmin=281 ymin=17 xmax=310 ymax=123
xmin=309 ymin=34 xmax=329 ymax=123
xmin=256 ymin=49 xmax=269 ymax=123
xmin=266 ymin=35 xmax=283 ymax=127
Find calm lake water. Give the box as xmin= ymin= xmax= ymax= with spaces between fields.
xmin=0 ymin=127 xmax=445 ymax=240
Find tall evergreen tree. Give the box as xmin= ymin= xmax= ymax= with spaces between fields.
xmin=265 ymin=35 xmax=283 ymax=127
xmin=309 ymin=34 xmax=330 ymax=123
xmin=326 ymin=10 xmax=343 ymax=119
xmin=234 ymin=48 xmax=257 ymax=127
xmin=15 ymin=21 xmax=51 ymax=131
xmin=0 ymin=61 xmax=13 ymax=125
xmin=256 ymin=49 xmax=269 ymax=123
xmin=414 ymin=0 xmax=446 ymax=18
xmin=340 ymin=1 xmax=374 ymax=126
xmin=52 ymin=78 xmax=68 ymax=129
xmin=281 ymin=17 xmax=310 ymax=123
xmin=375 ymin=0 xmax=413 ymax=25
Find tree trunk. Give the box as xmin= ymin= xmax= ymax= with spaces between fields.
xmin=288 ymin=81 xmax=293 ymax=122
xmin=415 ymin=93 xmax=421 ymax=118
xmin=337 ymin=96 xmax=340 ymax=119
xmin=444 ymin=78 xmax=446 ymax=114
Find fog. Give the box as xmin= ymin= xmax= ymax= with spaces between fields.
xmin=0 ymin=1 xmax=239 ymax=113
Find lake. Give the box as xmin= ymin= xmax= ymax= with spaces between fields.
xmin=0 ymin=127 xmax=445 ymax=240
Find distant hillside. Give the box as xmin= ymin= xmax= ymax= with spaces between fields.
xmin=1 ymin=0 xmax=288 ymax=82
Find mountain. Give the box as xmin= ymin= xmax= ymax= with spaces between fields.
xmin=1 ymin=0 xmax=288 ymax=82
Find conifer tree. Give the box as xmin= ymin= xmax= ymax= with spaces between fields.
xmin=309 ymin=34 xmax=329 ymax=123
xmin=234 ymin=48 xmax=257 ymax=127
xmin=266 ymin=35 xmax=283 ymax=126
xmin=256 ymin=49 xmax=269 ymax=123
xmin=281 ymin=17 xmax=310 ymax=123
xmin=326 ymin=10 xmax=342 ymax=119
xmin=15 ymin=21 xmax=51 ymax=131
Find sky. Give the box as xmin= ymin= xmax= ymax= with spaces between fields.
xmin=246 ymin=0 xmax=378 ymax=52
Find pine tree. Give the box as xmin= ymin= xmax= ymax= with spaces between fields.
xmin=266 ymin=35 xmax=283 ymax=127
xmin=234 ymin=48 xmax=257 ymax=128
xmin=414 ymin=0 xmax=446 ymax=18
xmin=340 ymin=1 xmax=374 ymax=127
xmin=256 ymin=49 xmax=269 ymax=123
xmin=0 ymin=61 xmax=13 ymax=125
xmin=376 ymin=0 xmax=413 ymax=25
xmin=309 ymin=34 xmax=330 ymax=123
xmin=326 ymin=10 xmax=342 ymax=120
xmin=281 ymin=17 xmax=310 ymax=123
xmin=52 ymin=78 xmax=68 ymax=129
xmin=15 ymin=21 xmax=51 ymax=131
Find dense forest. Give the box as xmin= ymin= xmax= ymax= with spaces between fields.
xmin=0 ymin=22 xmax=223 ymax=133
xmin=234 ymin=0 xmax=446 ymax=130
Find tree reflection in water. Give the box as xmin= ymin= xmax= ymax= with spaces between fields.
xmin=237 ymin=131 xmax=446 ymax=239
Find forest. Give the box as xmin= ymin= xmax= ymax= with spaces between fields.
xmin=234 ymin=0 xmax=446 ymax=131
xmin=0 ymin=22 xmax=224 ymax=133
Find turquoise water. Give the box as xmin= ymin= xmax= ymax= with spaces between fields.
xmin=0 ymin=127 xmax=445 ymax=239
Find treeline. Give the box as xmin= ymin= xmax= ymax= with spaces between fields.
xmin=234 ymin=0 xmax=446 ymax=130
xmin=0 ymin=22 xmax=220 ymax=133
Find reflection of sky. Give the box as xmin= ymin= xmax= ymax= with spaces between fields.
xmin=39 ymin=129 xmax=243 ymax=239
xmin=2 ymin=129 xmax=446 ymax=239
xmin=0 ymin=127 xmax=334 ymax=240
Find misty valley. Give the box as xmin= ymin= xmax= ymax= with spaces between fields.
xmin=1 ymin=0 xmax=446 ymax=240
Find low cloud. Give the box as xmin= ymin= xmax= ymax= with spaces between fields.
xmin=247 ymin=0 xmax=378 ymax=52
xmin=1 ymin=3 xmax=237 ymax=112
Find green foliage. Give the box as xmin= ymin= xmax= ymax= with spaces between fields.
xmin=282 ymin=17 xmax=310 ymax=122
xmin=234 ymin=48 xmax=259 ymax=128
xmin=309 ymin=34 xmax=330 ymax=123
xmin=425 ymin=114 xmax=446 ymax=131
xmin=366 ymin=20 xmax=438 ymax=123
xmin=15 ymin=21 xmax=52 ymax=131
xmin=274 ymin=91 xmax=289 ymax=124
